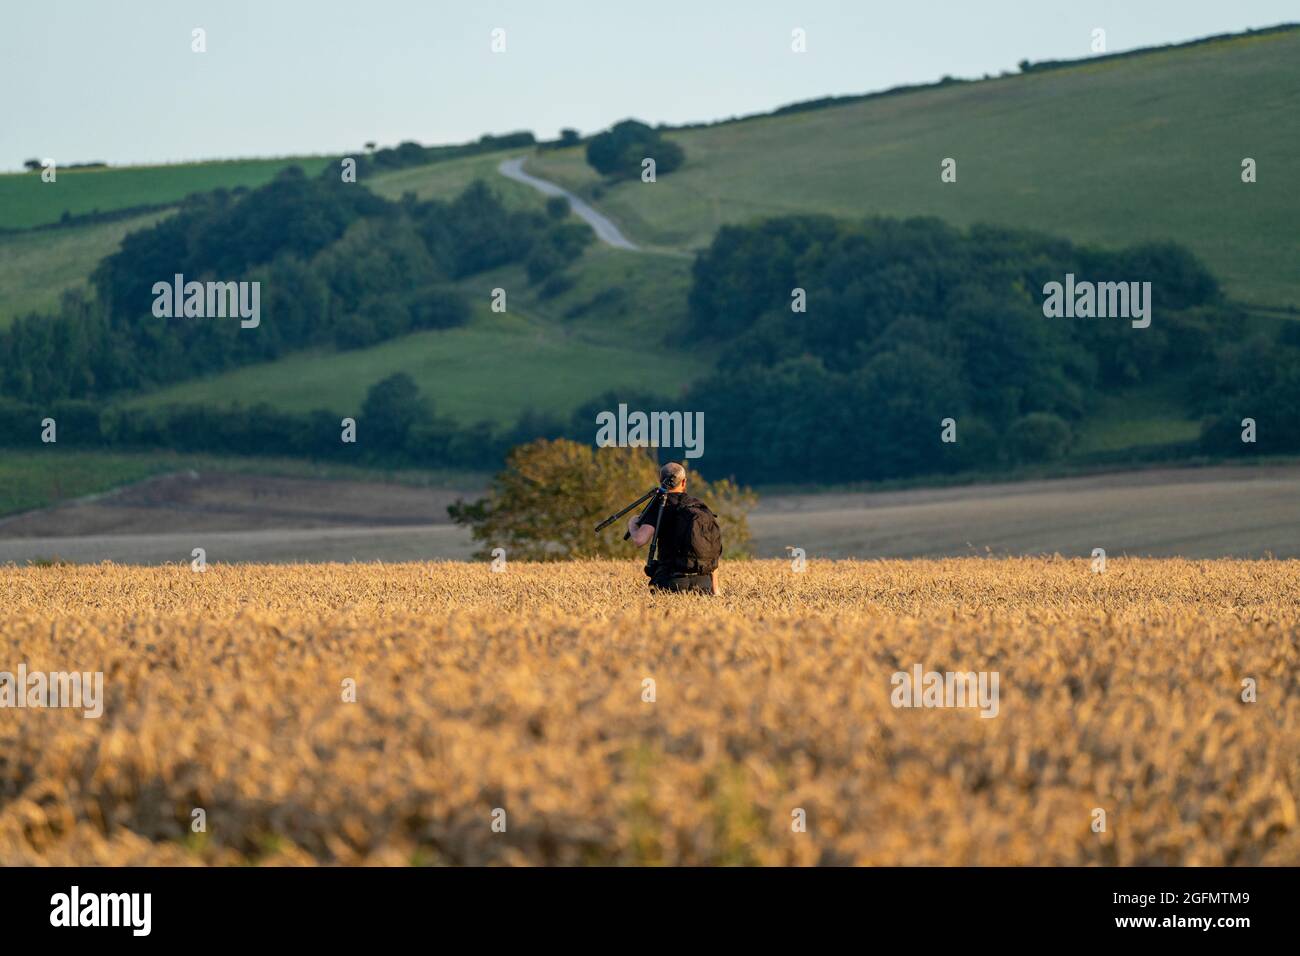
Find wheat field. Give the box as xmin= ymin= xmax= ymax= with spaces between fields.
xmin=1 ymin=558 xmax=1297 ymax=866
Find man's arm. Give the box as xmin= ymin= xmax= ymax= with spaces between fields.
xmin=627 ymin=515 xmax=654 ymax=547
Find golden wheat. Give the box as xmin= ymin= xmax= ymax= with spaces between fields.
xmin=1 ymin=558 xmax=1297 ymax=865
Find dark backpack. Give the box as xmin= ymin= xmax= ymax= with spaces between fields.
xmin=661 ymin=495 xmax=723 ymax=575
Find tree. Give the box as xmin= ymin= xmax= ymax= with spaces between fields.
xmin=1199 ymin=338 xmax=1300 ymax=455
xmin=361 ymin=373 xmax=432 ymax=453
xmin=1006 ymin=413 xmax=1071 ymax=463
xmin=526 ymin=245 xmax=565 ymax=283
xmin=585 ymin=119 xmax=685 ymax=179
xmin=448 ymin=438 xmax=755 ymax=560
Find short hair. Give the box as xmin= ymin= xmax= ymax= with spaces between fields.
xmin=660 ymin=461 xmax=686 ymax=489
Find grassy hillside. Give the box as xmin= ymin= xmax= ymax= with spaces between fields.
xmin=118 ymin=155 xmax=702 ymax=426
xmin=0 ymin=156 xmax=333 ymax=325
xmin=528 ymin=27 xmax=1300 ymax=308
xmin=370 ymin=150 xmax=538 ymax=206
xmin=1071 ymin=376 xmax=1202 ymax=455
xmin=121 ymin=307 xmax=706 ymax=426
xmin=0 ymin=148 xmax=527 ymax=327
xmin=0 ymin=148 xmax=520 ymax=327
xmin=0 ymin=155 xmax=337 ymax=230
xmin=0 ymin=210 xmax=173 ymax=325
xmin=123 ymin=253 xmax=706 ymax=426
xmin=1 ymin=146 xmax=704 ymax=430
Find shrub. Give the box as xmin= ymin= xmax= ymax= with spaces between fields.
xmin=361 ymin=373 xmax=432 ymax=453
xmin=539 ymin=273 xmax=576 ymax=300
xmin=448 ymin=438 xmax=755 ymax=560
xmin=410 ymin=289 xmax=470 ymax=330
xmin=526 ymin=246 xmax=566 ymax=284
xmin=586 ymin=119 xmax=686 ymax=180
xmin=1007 ymin=413 xmax=1072 ymax=463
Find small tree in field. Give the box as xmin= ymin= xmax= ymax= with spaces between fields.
xmin=585 ymin=119 xmax=685 ymax=180
xmin=448 ymin=438 xmax=755 ymax=560
xmin=362 ymin=373 xmax=431 ymax=453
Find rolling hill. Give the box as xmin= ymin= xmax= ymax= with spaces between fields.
xmin=527 ymin=26 xmax=1300 ymax=309
xmin=0 ymin=154 xmax=338 ymax=230
xmin=1 ymin=149 xmax=705 ymax=428
xmin=2 ymin=25 xmax=1297 ymax=488
xmin=117 ymin=153 xmax=703 ymax=425
xmin=122 ymin=268 xmax=709 ymax=427
xmin=0 ymin=210 xmax=173 ymax=325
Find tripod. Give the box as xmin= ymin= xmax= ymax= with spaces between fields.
xmin=595 ymin=485 xmax=671 ymax=577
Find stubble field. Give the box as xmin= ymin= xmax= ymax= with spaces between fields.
xmin=2 ymin=558 xmax=1297 ymax=865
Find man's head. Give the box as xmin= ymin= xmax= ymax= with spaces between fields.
xmin=660 ymin=461 xmax=686 ymax=492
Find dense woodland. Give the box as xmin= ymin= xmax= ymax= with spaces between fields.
xmin=676 ymin=215 xmax=1292 ymax=480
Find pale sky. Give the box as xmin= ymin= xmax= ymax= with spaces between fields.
xmin=1 ymin=0 xmax=1295 ymax=171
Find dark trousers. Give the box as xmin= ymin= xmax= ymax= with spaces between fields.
xmin=649 ymin=573 xmax=715 ymax=595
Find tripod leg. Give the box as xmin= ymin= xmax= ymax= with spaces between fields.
xmin=596 ymin=487 xmax=656 ymax=534
xmin=645 ymin=493 xmax=667 ymax=575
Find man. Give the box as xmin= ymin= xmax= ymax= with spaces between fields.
xmin=627 ymin=462 xmax=723 ymax=595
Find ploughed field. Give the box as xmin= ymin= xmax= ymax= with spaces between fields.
xmin=7 ymin=464 xmax=1300 ymax=564
xmin=2 ymin=559 xmax=1297 ymax=865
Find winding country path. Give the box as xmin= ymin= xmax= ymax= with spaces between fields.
xmin=498 ymin=156 xmax=639 ymax=251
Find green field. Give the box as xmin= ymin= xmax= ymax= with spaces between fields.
xmin=1072 ymin=377 xmax=1201 ymax=455
xmin=0 ymin=155 xmax=337 ymax=230
xmin=528 ymin=28 xmax=1300 ymax=308
xmin=0 ymin=449 xmax=487 ymax=518
xmin=0 ymin=210 xmax=173 ymax=325
xmin=0 ymin=451 xmax=174 ymax=516
xmin=124 ymin=264 xmax=708 ymax=426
